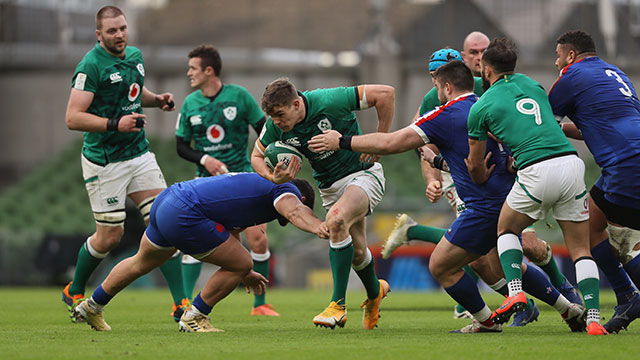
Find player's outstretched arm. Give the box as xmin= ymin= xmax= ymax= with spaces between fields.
xmin=309 ymin=127 xmax=424 ymax=157
xmin=274 ymin=194 xmax=329 ymax=239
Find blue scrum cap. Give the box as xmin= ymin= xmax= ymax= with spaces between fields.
xmin=428 ymin=48 xmax=463 ymax=72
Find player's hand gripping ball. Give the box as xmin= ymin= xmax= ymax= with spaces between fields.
xmin=264 ymin=141 xmax=303 ymax=171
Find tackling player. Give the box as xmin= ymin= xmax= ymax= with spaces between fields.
xmin=251 ymin=78 xmax=393 ymax=329
xmin=549 ymin=30 xmax=640 ymax=333
xmin=74 ymin=173 xmax=329 ymax=332
xmin=175 ymin=45 xmax=278 ymax=316
xmin=62 ymin=6 xmax=187 ymax=324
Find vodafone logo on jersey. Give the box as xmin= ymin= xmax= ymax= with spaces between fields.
xmin=128 ymin=83 xmax=141 ymax=102
xmin=206 ymin=124 xmax=225 ymax=143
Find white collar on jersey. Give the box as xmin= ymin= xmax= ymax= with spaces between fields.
xmin=443 ymin=92 xmax=476 ymax=106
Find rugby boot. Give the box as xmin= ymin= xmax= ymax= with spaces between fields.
xmin=313 ymin=301 xmax=347 ymax=329
xmin=251 ymin=304 xmax=280 ymax=316
xmin=491 ymin=292 xmax=527 ymax=324
xmin=561 ymin=303 xmax=586 ymax=332
xmin=450 ymin=319 xmax=502 ymax=333
xmin=179 ymin=310 xmax=224 ymax=333
xmin=587 ymin=322 xmax=609 ymax=335
xmin=62 ymin=281 xmax=86 ymax=323
xmin=74 ymin=299 xmax=111 ymax=331
xmin=361 ymin=279 xmax=390 ymax=329
xmin=381 ymin=214 xmax=416 ymax=259
xmin=507 ymin=299 xmax=540 ymax=327
xmin=171 ymin=298 xmax=190 ymax=323
xmin=603 ymin=292 xmax=640 ymax=333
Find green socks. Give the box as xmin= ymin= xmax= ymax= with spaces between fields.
xmin=353 ymin=249 xmax=380 ymax=299
xmin=533 ymin=246 xmax=568 ymax=288
xmin=329 ymin=237 xmax=355 ymax=306
xmin=406 ymin=225 xmax=446 ymax=244
xmin=159 ymin=253 xmax=187 ymax=305
xmin=69 ymin=238 xmax=105 ymax=295
xmin=252 ymin=251 xmax=271 ymax=307
xmin=575 ymin=258 xmax=601 ymax=323
xmin=181 ymin=259 xmax=202 ymax=300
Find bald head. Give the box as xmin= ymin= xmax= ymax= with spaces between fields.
xmin=462 ymin=31 xmax=490 ymax=76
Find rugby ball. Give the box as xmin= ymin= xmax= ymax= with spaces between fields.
xmin=264 ymin=141 xmax=303 ymax=170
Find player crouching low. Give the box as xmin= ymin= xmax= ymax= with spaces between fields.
xmin=74 ymin=173 xmax=328 ymax=332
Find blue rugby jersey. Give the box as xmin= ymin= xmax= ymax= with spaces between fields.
xmin=410 ymin=93 xmax=514 ymax=214
xmin=549 ymin=57 xmax=640 ymax=168
xmin=168 ymin=172 xmax=301 ymax=229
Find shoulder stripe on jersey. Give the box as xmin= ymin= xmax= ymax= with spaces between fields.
xmin=414 ymin=95 xmax=471 ymax=127
xmin=273 ymin=192 xmax=298 ymax=207
xmin=354 ymin=86 xmax=360 ymax=110
xmin=549 ymin=58 xmax=584 ymax=95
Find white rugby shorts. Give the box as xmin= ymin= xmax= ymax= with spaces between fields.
xmin=82 ymin=151 xmax=167 ymax=213
xmin=320 ymin=162 xmax=385 ymax=214
xmin=507 ymin=155 xmax=589 ymax=222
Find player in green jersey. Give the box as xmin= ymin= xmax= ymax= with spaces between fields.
xmin=175 ymin=45 xmax=278 ymax=316
xmin=62 ymin=6 xmax=188 ymax=324
xmin=251 ymin=78 xmax=393 ymax=329
xmin=466 ymin=37 xmax=607 ymax=335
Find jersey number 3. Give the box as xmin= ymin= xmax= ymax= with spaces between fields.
xmin=516 ymin=98 xmax=542 ymax=125
xmin=605 ymin=69 xmax=633 ymax=97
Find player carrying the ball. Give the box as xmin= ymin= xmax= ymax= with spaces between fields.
xmin=251 ymin=78 xmax=394 ymax=329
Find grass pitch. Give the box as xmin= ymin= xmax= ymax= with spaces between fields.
xmin=1 ymin=287 xmax=638 ymax=359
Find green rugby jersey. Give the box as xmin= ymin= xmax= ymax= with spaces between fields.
xmin=259 ymin=87 xmax=373 ymax=189
xmin=419 ymin=77 xmax=484 ymax=115
xmin=176 ymin=84 xmax=265 ymax=177
xmin=72 ymin=43 xmax=149 ymax=165
xmin=467 ymin=73 xmax=575 ymax=169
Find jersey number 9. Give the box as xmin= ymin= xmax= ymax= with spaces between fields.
xmin=516 ymin=98 xmax=542 ymax=125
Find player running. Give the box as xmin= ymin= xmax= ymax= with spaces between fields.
xmin=251 ymin=79 xmax=393 ymax=329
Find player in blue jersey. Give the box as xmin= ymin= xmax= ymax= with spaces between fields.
xmin=310 ymin=61 xmax=585 ymax=333
xmin=549 ymin=30 xmax=640 ymax=333
xmin=73 ymin=173 xmax=329 ymax=332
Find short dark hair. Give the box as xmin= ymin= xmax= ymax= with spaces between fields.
xmin=262 ymin=78 xmax=298 ymax=115
xmin=482 ymin=37 xmax=518 ymax=74
xmin=292 ymin=178 xmax=315 ymax=210
xmin=188 ymin=45 xmax=222 ymax=76
xmin=96 ymin=6 xmax=125 ymax=30
xmin=556 ymin=30 xmax=596 ymax=54
xmin=433 ymin=60 xmax=474 ymax=92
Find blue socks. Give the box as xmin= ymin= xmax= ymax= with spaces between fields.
xmin=522 ymin=265 xmax=560 ymax=306
xmin=444 ymin=273 xmax=486 ymax=314
xmin=192 ymin=293 xmax=213 ymax=315
xmin=91 ymin=285 xmax=114 ymax=306
xmin=591 ymin=238 xmax=636 ymax=304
